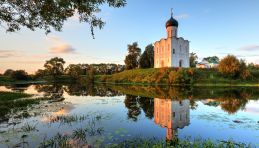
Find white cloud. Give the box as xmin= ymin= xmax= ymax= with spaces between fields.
xmin=0 ymin=50 xmax=22 ymax=58
xmin=239 ymin=45 xmax=259 ymax=51
xmin=0 ymin=50 xmax=15 ymax=58
xmin=49 ymin=44 xmax=76 ymax=54
xmin=175 ymin=14 xmax=189 ymax=20
xmin=46 ymin=35 xmax=77 ymax=54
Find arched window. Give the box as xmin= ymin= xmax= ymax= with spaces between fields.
xmin=173 ymin=49 xmax=175 ymax=54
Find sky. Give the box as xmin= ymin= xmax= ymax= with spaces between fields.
xmin=1 ymin=0 xmax=259 ymax=74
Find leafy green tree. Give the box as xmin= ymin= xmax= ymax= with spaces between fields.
xmin=0 ymin=0 xmax=126 ymax=37
xmin=3 ymin=69 xmax=14 ymax=76
xmin=11 ymin=70 xmax=28 ymax=80
xmin=218 ymin=55 xmax=240 ymax=78
xmin=247 ymin=63 xmax=259 ymax=70
xmin=34 ymin=69 xmax=47 ymax=79
xmin=65 ymin=64 xmax=84 ymax=80
xmin=44 ymin=57 xmax=65 ymax=79
xmin=139 ymin=44 xmax=154 ymax=68
xmin=124 ymin=42 xmax=141 ymax=70
xmin=203 ymin=56 xmax=219 ymax=63
xmin=239 ymin=59 xmax=251 ymax=80
xmin=189 ymin=52 xmax=198 ymax=67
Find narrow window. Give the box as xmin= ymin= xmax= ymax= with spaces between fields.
xmin=173 ymin=49 xmax=175 ymax=54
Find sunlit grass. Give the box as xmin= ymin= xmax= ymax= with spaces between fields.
xmin=0 ymin=91 xmax=32 ymax=101
xmin=96 ymin=68 xmax=259 ymax=86
xmin=107 ymin=138 xmax=253 ymax=148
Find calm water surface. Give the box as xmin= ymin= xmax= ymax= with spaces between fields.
xmin=0 ymin=84 xmax=259 ymax=147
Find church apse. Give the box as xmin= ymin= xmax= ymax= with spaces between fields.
xmin=154 ymin=98 xmax=190 ymax=141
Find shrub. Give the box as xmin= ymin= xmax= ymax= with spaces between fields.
xmin=3 ymin=69 xmax=14 ymax=76
xmin=239 ymin=69 xmax=251 ymax=80
xmin=218 ymin=55 xmax=240 ymax=78
xmin=11 ymin=70 xmax=29 ymax=80
xmin=168 ymin=69 xmax=193 ymax=85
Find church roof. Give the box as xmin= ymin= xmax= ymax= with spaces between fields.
xmin=166 ymin=16 xmax=178 ymax=28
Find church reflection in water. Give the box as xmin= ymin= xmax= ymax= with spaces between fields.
xmin=154 ymin=98 xmax=190 ymax=140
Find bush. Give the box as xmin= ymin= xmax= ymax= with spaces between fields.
xmin=3 ymin=69 xmax=14 ymax=76
xmin=168 ymin=68 xmax=194 ymax=85
xmin=11 ymin=70 xmax=29 ymax=80
xmin=218 ymin=55 xmax=240 ymax=78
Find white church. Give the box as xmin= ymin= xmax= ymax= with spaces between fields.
xmin=154 ymin=10 xmax=190 ymax=68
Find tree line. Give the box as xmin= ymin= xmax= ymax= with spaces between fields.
xmin=189 ymin=52 xmax=259 ymax=80
xmin=0 ymin=58 xmax=125 ymax=82
xmin=1 ymin=43 xmax=259 ymax=82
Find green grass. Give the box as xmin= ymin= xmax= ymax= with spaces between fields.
xmin=107 ymin=138 xmax=253 ymax=148
xmin=0 ymin=91 xmax=33 ymax=101
xmin=95 ymin=68 xmax=259 ymax=86
xmin=0 ymin=91 xmax=39 ymax=118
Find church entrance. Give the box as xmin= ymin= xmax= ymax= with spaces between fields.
xmin=179 ymin=60 xmax=183 ymax=67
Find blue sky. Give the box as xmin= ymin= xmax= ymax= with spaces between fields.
xmin=0 ymin=0 xmax=259 ymax=73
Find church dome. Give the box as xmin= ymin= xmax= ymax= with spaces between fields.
xmin=166 ymin=17 xmax=178 ymax=28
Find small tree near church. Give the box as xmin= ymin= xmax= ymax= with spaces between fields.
xmin=124 ymin=42 xmax=141 ymax=70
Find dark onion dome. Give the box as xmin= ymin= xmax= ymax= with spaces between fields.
xmin=166 ymin=16 xmax=178 ymax=28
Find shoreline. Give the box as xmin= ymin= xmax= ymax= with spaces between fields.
xmin=94 ymin=81 xmax=259 ymax=87
xmin=0 ymin=80 xmax=258 ymax=87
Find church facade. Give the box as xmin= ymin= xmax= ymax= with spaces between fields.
xmin=154 ymin=11 xmax=190 ymax=68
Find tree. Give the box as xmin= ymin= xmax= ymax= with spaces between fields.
xmin=34 ymin=69 xmax=47 ymax=79
xmin=139 ymin=44 xmax=154 ymax=68
xmin=11 ymin=70 xmax=28 ymax=80
xmin=189 ymin=52 xmax=198 ymax=68
xmin=218 ymin=55 xmax=240 ymax=78
xmin=124 ymin=42 xmax=141 ymax=70
xmin=248 ymin=63 xmax=259 ymax=70
xmin=203 ymin=56 xmax=219 ymax=63
xmin=239 ymin=59 xmax=251 ymax=80
xmin=65 ymin=64 xmax=84 ymax=80
xmin=44 ymin=57 xmax=65 ymax=79
xmin=3 ymin=69 xmax=14 ymax=76
xmin=0 ymin=0 xmax=126 ymax=38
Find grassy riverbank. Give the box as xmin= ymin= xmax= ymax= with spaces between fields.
xmin=0 ymin=75 xmax=91 ymax=85
xmin=0 ymin=91 xmax=39 ymax=119
xmin=95 ymin=68 xmax=259 ymax=86
xmin=107 ymin=138 xmax=253 ymax=148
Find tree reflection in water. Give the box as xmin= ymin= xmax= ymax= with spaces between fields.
xmin=124 ymin=95 xmax=155 ymax=121
xmin=4 ymin=84 xmax=31 ymax=93
xmin=35 ymin=83 xmax=64 ymax=101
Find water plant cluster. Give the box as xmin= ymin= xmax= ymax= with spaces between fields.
xmin=0 ymin=91 xmax=38 ymax=120
xmin=107 ymin=138 xmax=254 ymax=148
xmin=39 ymin=114 xmax=108 ymax=147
